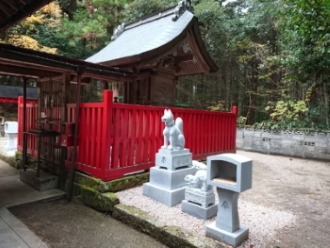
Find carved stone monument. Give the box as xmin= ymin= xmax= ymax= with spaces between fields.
xmin=181 ymin=160 xmax=218 ymax=220
xmin=205 ymin=153 xmax=252 ymax=247
xmin=143 ymin=109 xmax=196 ymax=207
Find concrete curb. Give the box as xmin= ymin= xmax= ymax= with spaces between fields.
xmin=73 ymin=175 xmax=223 ymax=247
xmin=112 ymin=204 xmax=223 ymax=248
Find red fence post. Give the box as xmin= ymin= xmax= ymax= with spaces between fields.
xmin=232 ymin=106 xmax=238 ymax=152
xmin=17 ymin=97 xmax=23 ymax=151
xmin=102 ymin=90 xmax=113 ymax=178
xmin=232 ymin=106 xmax=238 ymax=116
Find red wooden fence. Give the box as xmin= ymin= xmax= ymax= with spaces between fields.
xmin=17 ymin=97 xmax=38 ymax=156
xmin=18 ymin=90 xmax=237 ymax=181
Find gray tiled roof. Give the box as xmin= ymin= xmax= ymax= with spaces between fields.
xmin=0 ymin=85 xmax=37 ymax=99
xmin=85 ymin=10 xmax=194 ymax=65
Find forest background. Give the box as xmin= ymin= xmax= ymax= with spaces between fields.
xmin=0 ymin=0 xmax=329 ymax=130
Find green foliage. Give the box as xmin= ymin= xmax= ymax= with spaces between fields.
xmin=123 ymin=0 xmax=176 ymax=23
xmin=1 ymin=0 xmax=330 ymax=130
xmin=264 ymin=100 xmax=309 ymax=129
xmin=278 ymin=0 xmax=330 ymax=80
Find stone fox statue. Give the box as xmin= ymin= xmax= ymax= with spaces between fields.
xmin=161 ymin=109 xmax=185 ymax=150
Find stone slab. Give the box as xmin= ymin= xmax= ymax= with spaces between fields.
xmin=181 ymin=200 xmax=218 ymax=220
xmin=206 ymin=222 xmax=249 ymax=247
xmin=143 ymin=182 xmax=186 ymax=207
xmin=149 ymin=166 xmax=196 ymax=190
xmin=20 ymin=169 xmax=59 ymax=191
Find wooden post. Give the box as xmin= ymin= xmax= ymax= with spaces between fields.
xmin=23 ymin=78 xmax=27 ymax=132
xmin=61 ymin=72 xmax=71 ymax=122
xmin=103 ymin=80 xmax=109 ymax=90
xmin=67 ymin=67 xmax=83 ymax=202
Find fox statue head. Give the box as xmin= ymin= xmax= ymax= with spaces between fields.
xmin=161 ymin=109 xmax=174 ymax=126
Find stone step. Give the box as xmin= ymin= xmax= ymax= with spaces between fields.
xmin=20 ymin=169 xmax=59 ymax=192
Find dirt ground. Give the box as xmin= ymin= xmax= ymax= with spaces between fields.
xmin=9 ymin=199 xmax=167 ymax=248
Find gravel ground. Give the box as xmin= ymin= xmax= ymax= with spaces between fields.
xmin=117 ymin=150 xmax=330 ymax=248
xmin=117 ymin=185 xmax=296 ymax=247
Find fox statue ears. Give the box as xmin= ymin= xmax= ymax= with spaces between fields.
xmin=164 ymin=109 xmax=173 ymax=116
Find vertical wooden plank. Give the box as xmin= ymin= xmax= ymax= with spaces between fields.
xmin=120 ymin=108 xmax=129 ymax=167
xmin=78 ymin=107 xmax=85 ymax=165
xmin=90 ymin=107 xmax=96 ymax=168
xmin=128 ymin=109 xmax=134 ymax=166
xmin=135 ymin=109 xmax=142 ymax=164
xmin=217 ymin=115 xmax=221 ymax=152
xmin=185 ymin=112 xmax=192 ymax=151
xmin=156 ymin=110 xmax=162 ymax=150
xmin=225 ymin=115 xmax=229 ymax=150
xmin=150 ymin=110 xmax=154 ymax=162
xmin=222 ymin=115 xmax=225 ymax=151
xmin=96 ymin=107 xmax=102 ymax=169
xmin=112 ymin=107 xmax=121 ymax=169
xmin=143 ymin=110 xmax=149 ymax=162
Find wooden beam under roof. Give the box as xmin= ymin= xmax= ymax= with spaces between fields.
xmin=0 ymin=44 xmax=136 ymax=83
xmin=0 ymin=64 xmax=60 ymax=78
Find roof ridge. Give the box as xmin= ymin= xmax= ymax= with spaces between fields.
xmin=111 ymin=0 xmax=194 ymax=41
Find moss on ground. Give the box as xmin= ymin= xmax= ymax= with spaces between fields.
xmin=74 ymin=171 xmax=149 ymax=193
xmin=98 ymin=172 xmax=150 ymax=193
xmin=0 ymin=153 xmax=16 ymax=168
xmin=77 ymin=185 xmax=119 ymax=213
xmin=74 ymin=172 xmax=101 ymax=190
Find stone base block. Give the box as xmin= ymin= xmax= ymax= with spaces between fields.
xmin=206 ymin=222 xmax=248 ymax=247
xmin=181 ymin=200 xmax=218 ymax=220
xmin=156 ymin=148 xmax=192 ymax=170
xmin=185 ymin=188 xmax=215 ymax=208
xmin=149 ymin=166 xmax=196 ymax=190
xmin=143 ymin=182 xmax=186 ymax=207
xmin=20 ymin=169 xmax=59 ymax=191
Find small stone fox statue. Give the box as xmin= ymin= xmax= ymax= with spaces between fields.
xmin=161 ymin=109 xmax=185 ymax=150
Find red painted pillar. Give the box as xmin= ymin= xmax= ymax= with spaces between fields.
xmin=102 ymin=90 xmax=113 ymax=178
xmin=231 ymin=106 xmax=238 ymax=152
xmin=18 ymin=97 xmax=23 ymax=150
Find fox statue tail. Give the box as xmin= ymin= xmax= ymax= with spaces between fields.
xmin=175 ymin=117 xmax=183 ymax=133
xmin=175 ymin=117 xmax=185 ymax=149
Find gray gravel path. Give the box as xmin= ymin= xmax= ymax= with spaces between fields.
xmin=117 ymin=150 xmax=330 ymax=248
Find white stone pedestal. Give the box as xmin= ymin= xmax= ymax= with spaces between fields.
xmin=143 ymin=166 xmax=196 ymax=207
xmin=181 ymin=200 xmax=218 ymax=220
xmin=155 ymin=148 xmax=192 ymax=170
xmin=206 ymin=222 xmax=249 ymax=247
xmin=181 ymin=187 xmax=218 ymax=220
xmin=4 ymin=133 xmax=17 ymax=151
xmin=206 ymin=188 xmax=249 ymax=247
xmin=143 ymin=148 xmax=195 ymax=207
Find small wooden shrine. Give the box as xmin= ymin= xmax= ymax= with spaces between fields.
xmin=86 ymin=0 xmax=218 ymax=106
